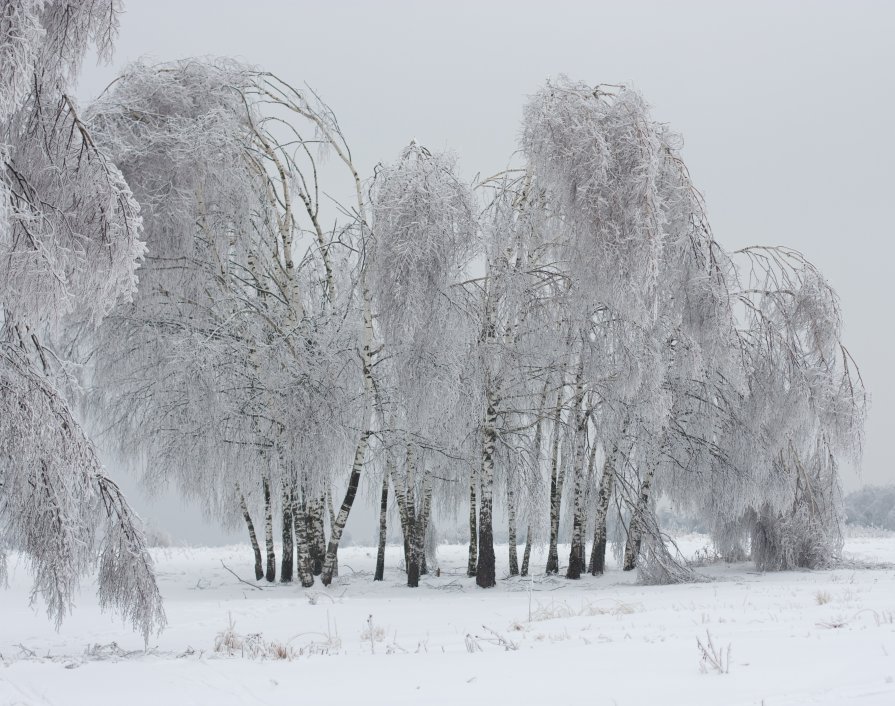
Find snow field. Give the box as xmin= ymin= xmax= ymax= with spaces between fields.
xmin=2 ymin=535 xmax=895 ymax=705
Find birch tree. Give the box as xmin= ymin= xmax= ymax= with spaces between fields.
xmin=470 ymin=169 xmax=568 ymax=585
xmin=731 ymin=247 xmax=865 ymax=569
xmin=367 ymin=142 xmax=478 ymax=586
xmin=0 ymin=0 xmax=163 ymax=638
xmin=80 ymin=59 xmax=363 ymax=588
xmin=520 ymin=79 xmax=668 ymax=578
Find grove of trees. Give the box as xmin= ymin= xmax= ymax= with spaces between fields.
xmin=845 ymin=486 xmax=895 ymax=531
xmin=1 ymin=1 xmax=867 ymax=637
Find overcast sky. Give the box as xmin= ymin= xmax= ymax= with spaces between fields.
xmin=77 ymin=0 xmax=894 ymax=543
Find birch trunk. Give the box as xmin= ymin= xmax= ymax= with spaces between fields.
xmin=418 ymin=476 xmax=432 ymax=577
xmin=320 ymin=431 xmax=370 ymax=586
xmin=623 ymin=451 xmax=661 ymax=571
xmin=250 ymin=124 xmax=304 ymax=325
xmin=565 ymin=431 xmax=587 ymax=579
xmin=308 ymin=496 xmax=326 ymax=575
xmin=406 ymin=512 xmax=420 ymax=587
xmin=327 ymin=486 xmax=341 ymax=579
xmin=374 ymin=473 xmax=389 ymax=582
xmin=280 ymin=486 xmax=294 ymax=583
xmin=466 ymin=471 xmax=477 ymax=577
xmin=392 ymin=467 xmax=412 ymax=572
xmin=568 ymin=428 xmax=598 ymax=579
xmin=507 ymin=479 xmax=519 ymax=576
xmin=262 ymin=477 xmax=276 ymax=583
xmin=545 ymin=389 xmax=564 ymax=574
xmin=521 ymin=525 xmax=533 ymax=577
xmin=520 ymin=383 xmax=547 ymax=580
xmin=476 ymin=389 xmax=498 ymax=588
xmin=404 ymin=454 xmax=420 ymax=588
xmin=589 ymin=448 xmax=618 ymax=575
xmin=238 ymin=492 xmax=264 ymax=581
xmin=320 ymin=292 xmax=375 ymax=587
xmin=565 ymin=357 xmax=589 ymax=580
xmin=294 ymin=494 xmax=314 ymax=587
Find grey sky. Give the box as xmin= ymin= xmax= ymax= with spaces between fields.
xmin=78 ymin=0 xmax=894 ymax=542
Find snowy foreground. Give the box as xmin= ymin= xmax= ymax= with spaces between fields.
xmin=2 ymin=535 xmax=895 ymax=706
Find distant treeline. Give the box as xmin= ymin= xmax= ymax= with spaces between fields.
xmin=844 ymin=486 xmax=895 ymax=531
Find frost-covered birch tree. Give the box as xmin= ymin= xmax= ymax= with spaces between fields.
xmin=725 ymin=246 xmax=865 ymax=569
xmin=79 ymin=59 xmax=364 ymax=588
xmin=0 ymin=0 xmax=164 ymax=638
xmin=469 ymin=170 xmax=568 ymax=586
xmin=367 ymin=142 xmax=478 ymax=586
xmin=519 ymin=80 xmax=669 ymax=578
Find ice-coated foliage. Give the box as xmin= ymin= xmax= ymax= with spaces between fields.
xmin=0 ymin=0 xmax=164 ymax=638
xmin=81 ymin=59 xmax=364 ymax=526
xmin=0 ymin=1 xmax=119 ymax=123
xmin=1 ymin=0 xmax=142 ymax=330
xmin=1 ymin=96 xmax=144 ymax=328
xmin=0 ymin=344 xmax=165 ymax=639
xmin=369 ymin=142 xmax=478 ymax=446
xmin=522 ymin=78 xmax=665 ymax=323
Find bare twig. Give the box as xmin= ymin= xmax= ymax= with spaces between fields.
xmin=220 ymin=560 xmax=263 ymax=590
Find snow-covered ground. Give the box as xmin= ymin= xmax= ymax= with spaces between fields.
xmin=2 ymin=534 xmax=895 ymax=705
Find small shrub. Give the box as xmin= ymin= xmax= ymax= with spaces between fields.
xmin=213 ymin=615 xmax=295 ymax=660
xmin=697 ymin=630 xmax=731 ymax=674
